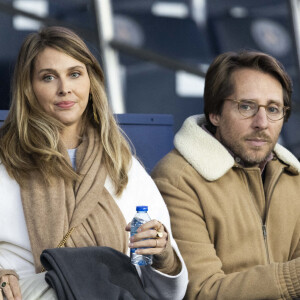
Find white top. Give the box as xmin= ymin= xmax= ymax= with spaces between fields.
xmin=67 ymin=148 xmax=77 ymax=170
xmin=0 ymin=165 xmax=35 ymax=278
xmin=0 ymin=155 xmax=188 ymax=299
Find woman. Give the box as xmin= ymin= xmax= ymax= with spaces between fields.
xmin=0 ymin=26 xmax=188 ymax=300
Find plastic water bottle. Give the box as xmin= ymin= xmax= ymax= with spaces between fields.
xmin=130 ymin=206 xmax=153 ymax=266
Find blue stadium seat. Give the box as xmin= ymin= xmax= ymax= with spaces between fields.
xmin=0 ymin=111 xmax=174 ymax=173
xmin=117 ymin=113 xmax=174 ymax=172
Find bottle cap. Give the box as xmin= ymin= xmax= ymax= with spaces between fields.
xmin=136 ymin=206 xmax=148 ymax=212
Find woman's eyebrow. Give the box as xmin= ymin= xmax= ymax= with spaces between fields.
xmin=67 ymin=65 xmax=85 ymax=71
xmin=37 ymin=68 xmax=58 ymax=75
xmin=37 ymin=65 xmax=85 ymax=74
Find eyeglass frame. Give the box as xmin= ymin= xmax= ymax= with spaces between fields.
xmin=224 ymin=98 xmax=290 ymax=121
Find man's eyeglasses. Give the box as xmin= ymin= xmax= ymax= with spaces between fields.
xmin=225 ymin=99 xmax=289 ymax=121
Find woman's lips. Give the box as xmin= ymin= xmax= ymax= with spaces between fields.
xmin=56 ymin=101 xmax=75 ymax=109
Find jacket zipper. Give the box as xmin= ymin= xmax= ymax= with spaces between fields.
xmin=261 ymin=167 xmax=283 ymax=264
xmin=262 ymin=224 xmax=270 ymax=264
xmin=243 ymin=167 xmax=283 ymax=265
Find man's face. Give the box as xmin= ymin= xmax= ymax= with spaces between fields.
xmin=209 ymin=68 xmax=284 ymax=167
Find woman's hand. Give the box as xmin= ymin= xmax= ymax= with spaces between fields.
xmin=0 ymin=275 xmax=22 ymax=300
xmin=126 ymin=219 xmax=167 ymax=255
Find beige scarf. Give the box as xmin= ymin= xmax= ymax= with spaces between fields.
xmin=21 ymin=126 xmax=128 ymax=272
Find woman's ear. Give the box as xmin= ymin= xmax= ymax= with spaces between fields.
xmin=209 ymin=113 xmax=220 ymax=127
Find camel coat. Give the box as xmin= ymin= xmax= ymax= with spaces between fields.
xmin=152 ymin=115 xmax=300 ymax=300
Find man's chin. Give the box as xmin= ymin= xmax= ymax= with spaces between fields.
xmin=241 ymin=150 xmax=271 ymax=166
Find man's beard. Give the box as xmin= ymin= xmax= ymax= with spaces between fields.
xmin=218 ymin=131 xmax=275 ymax=167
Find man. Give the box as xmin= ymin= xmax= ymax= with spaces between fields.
xmin=152 ymin=50 xmax=300 ymax=299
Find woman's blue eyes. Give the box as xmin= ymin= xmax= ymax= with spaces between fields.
xmin=43 ymin=75 xmax=54 ymax=82
xmin=43 ymin=72 xmax=81 ymax=81
xmin=70 ymin=72 xmax=80 ymax=78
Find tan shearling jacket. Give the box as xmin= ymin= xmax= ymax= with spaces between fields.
xmin=152 ymin=115 xmax=300 ymax=300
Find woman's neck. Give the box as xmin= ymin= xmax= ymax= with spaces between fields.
xmin=61 ymin=123 xmax=83 ymax=149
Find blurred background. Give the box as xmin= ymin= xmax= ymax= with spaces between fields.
xmin=1 ymin=0 xmax=300 ymax=159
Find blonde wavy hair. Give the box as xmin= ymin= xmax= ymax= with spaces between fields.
xmin=0 ymin=26 xmax=132 ymax=196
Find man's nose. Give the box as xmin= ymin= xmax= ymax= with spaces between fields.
xmin=252 ymin=106 xmax=269 ymax=129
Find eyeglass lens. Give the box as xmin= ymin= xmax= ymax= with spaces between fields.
xmin=238 ymin=101 xmax=285 ymax=121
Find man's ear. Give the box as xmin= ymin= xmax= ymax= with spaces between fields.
xmin=209 ymin=113 xmax=220 ymax=127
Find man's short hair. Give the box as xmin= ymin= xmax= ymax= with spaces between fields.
xmin=204 ymin=50 xmax=293 ymax=133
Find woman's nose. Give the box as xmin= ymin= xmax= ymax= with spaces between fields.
xmin=58 ymin=79 xmax=71 ymax=95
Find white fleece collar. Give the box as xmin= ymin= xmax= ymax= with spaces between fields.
xmin=174 ymin=114 xmax=300 ymax=181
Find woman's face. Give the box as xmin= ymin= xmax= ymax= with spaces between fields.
xmin=32 ymin=47 xmax=90 ymax=129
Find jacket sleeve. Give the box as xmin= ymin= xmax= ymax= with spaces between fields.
xmin=153 ymin=166 xmax=300 ymax=300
